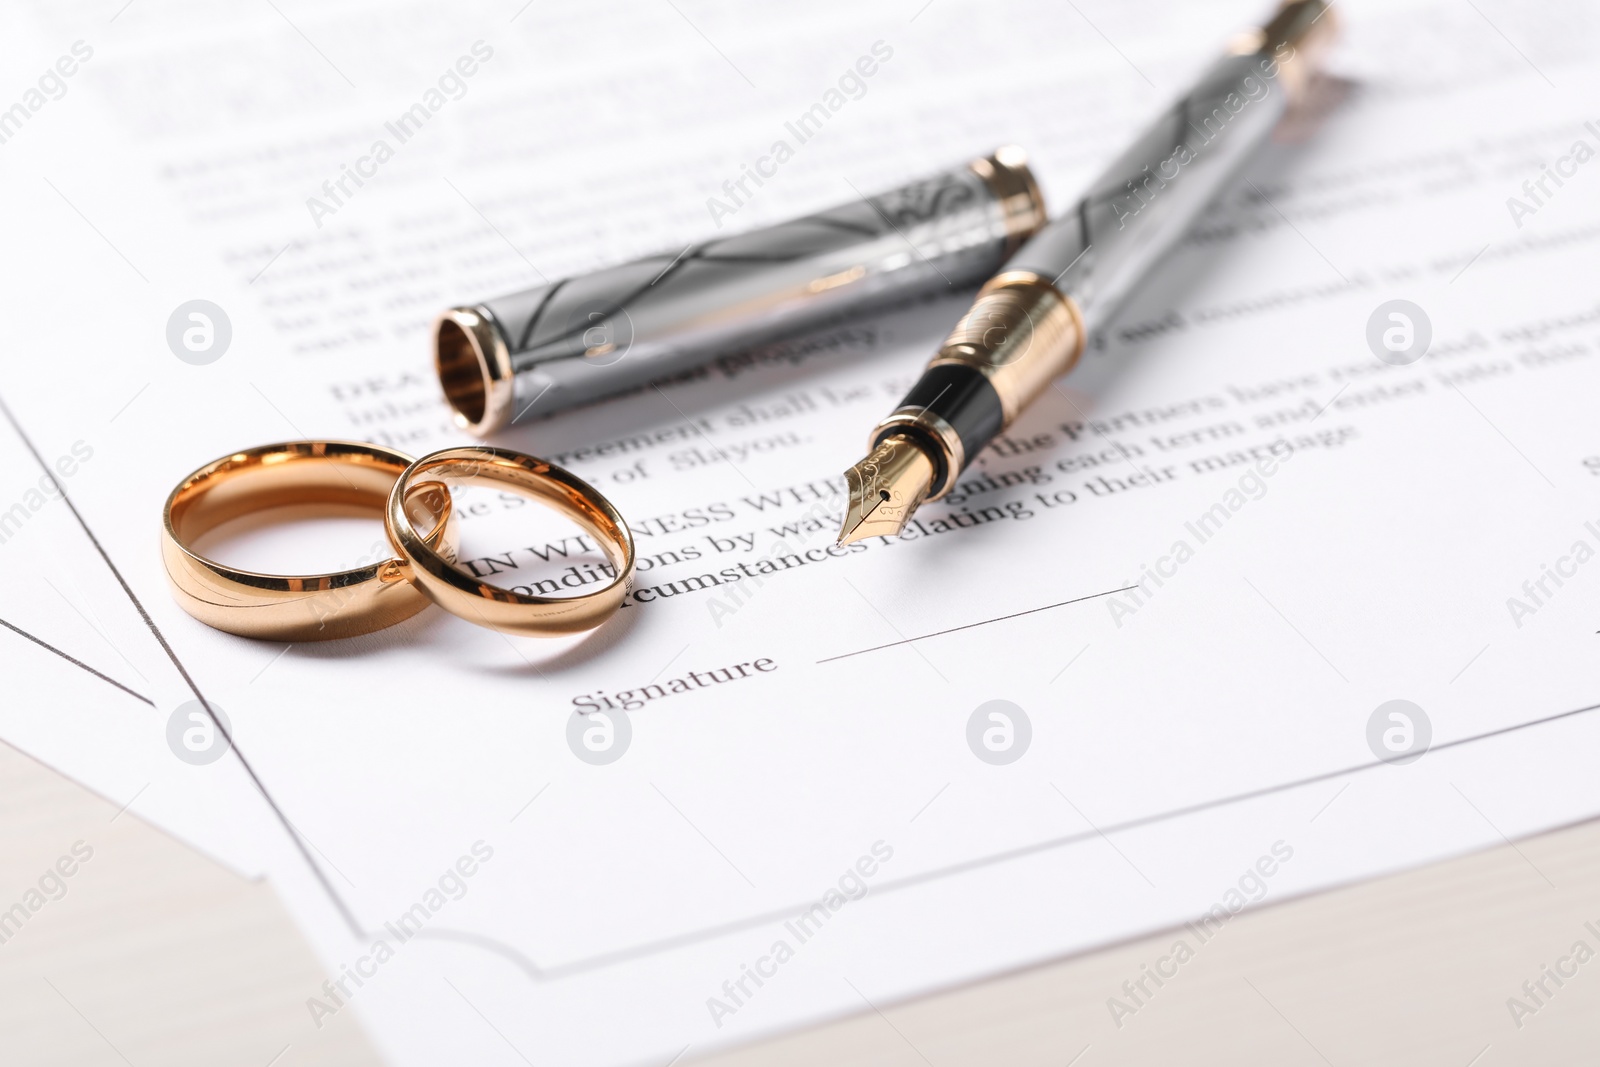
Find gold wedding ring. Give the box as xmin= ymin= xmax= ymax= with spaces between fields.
xmin=164 ymin=441 xmax=633 ymax=641
xmin=162 ymin=441 xmax=456 ymax=640
xmin=386 ymin=446 xmax=635 ymax=636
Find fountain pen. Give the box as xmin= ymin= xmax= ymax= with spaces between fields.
xmin=837 ymin=0 xmax=1336 ymax=545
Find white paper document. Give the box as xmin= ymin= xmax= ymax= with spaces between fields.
xmin=3 ymin=0 xmax=1600 ymax=1063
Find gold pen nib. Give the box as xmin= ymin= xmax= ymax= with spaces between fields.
xmin=837 ymin=435 xmax=936 ymax=546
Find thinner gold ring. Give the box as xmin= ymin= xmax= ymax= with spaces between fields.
xmin=162 ymin=441 xmax=457 ymax=640
xmin=385 ymin=446 xmax=635 ymax=636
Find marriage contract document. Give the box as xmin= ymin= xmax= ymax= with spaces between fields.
xmin=2 ymin=0 xmax=1600 ymax=1063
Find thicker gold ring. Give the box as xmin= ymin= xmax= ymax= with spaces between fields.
xmin=386 ymin=447 xmax=635 ymax=636
xmin=162 ymin=441 xmax=457 ymax=640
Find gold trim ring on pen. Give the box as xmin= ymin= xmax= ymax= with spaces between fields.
xmin=162 ymin=441 xmax=458 ymax=641
xmin=385 ymin=446 xmax=635 ymax=637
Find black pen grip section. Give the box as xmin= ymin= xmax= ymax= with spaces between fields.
xmin=879 ymin=363 xmax=1003 ymax=480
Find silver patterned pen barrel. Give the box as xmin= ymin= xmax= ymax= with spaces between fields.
xmin=436 ymin=148 xmax=1046 ymax=435
xmin=837 ymin=0 xmax=1337 ymax=544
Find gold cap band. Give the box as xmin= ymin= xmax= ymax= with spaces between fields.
xmin=928 ymin=270 xmax=1084 ymax=425
xmin=970 ymin=145 xmax=1049 ymax=254
xmin=435 ymin=306 xmax=514 ymax=437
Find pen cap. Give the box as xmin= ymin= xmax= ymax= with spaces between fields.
xmin=435 ymin=148 xmax=1045 ymax=435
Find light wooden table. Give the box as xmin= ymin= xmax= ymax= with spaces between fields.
xmin=3 ymin=737 xmax=1591 ymax=1065
xmin=0 ymin=741 xmax=379 ymax=1066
